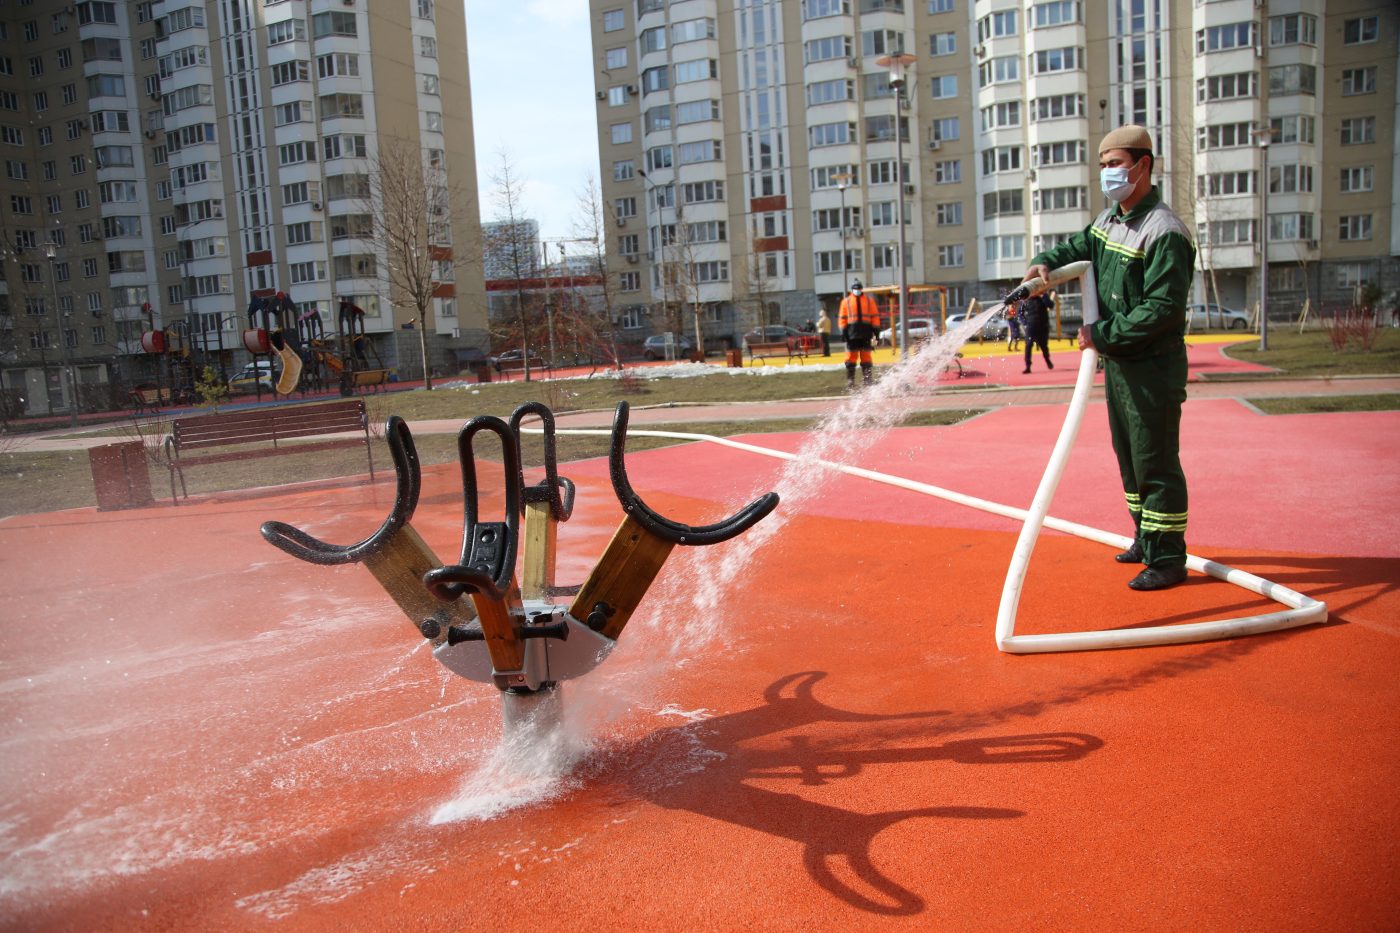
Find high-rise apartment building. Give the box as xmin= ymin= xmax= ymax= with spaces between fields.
xmin=0 ymin=0 xmax=485 ymax=418
xmin=589 ymin=0 xmax=1397 ymax=348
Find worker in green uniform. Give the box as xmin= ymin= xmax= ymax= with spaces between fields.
xmin=1022 ymin=125 xmax=1195 ymax=591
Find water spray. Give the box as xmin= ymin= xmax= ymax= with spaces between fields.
xmin=259 ymin=401 xmax=778 ymax=733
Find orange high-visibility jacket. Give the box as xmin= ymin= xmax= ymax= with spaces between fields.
xmin=838 ymin=293 xmax=881 ymax=331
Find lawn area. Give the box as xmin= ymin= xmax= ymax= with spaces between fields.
xmin=0 ymin=410 xmax=973 ymax=518
xmin=1221 ymin=326 xmax=1400 ymax=376
xmin=1247 ymin=394 xmax=1400 ymax=415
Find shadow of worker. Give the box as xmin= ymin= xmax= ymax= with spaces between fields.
xmin=633 ymin=671 xmax=1104 ymax=917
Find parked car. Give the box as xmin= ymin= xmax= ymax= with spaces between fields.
xmin=228 ymin=362 xmax=274 ymax=394
xmin=742 ymin=325 xmax=806 ymax=346
xmin=946 ymin=312 xmax=1009 ymax=340
xmin=489 ymin=349 xmax=548 ymax=372
xmin=877 ymin=318 xmax=937 ymax=345
xmin=642 ymin=334 xmax=694 ymax=360
xmin=1187 ymin=303 xmax=1250 ymax=330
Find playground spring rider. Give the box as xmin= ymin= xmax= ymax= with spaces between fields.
xmin=259 ymin=401 xmax=779 ymax=727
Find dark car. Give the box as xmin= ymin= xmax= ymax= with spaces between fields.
xmin=642 ymin=334 xmax=694 ymax=360
xmin=742 ymin=325 xmax=805 ymax=346
xmin=489 ymin=349 xmax=547 ymax=372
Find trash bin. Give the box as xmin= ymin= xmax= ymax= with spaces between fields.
xmin=88 ymin=441 xmax=155 ymax=511
xmin=725 ymin=348 xmax=743 ymax=368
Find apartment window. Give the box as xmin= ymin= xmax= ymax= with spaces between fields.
xmin=275 ymin=102 xmax=309 ymax=126
xmin=646 ymin=146 xmax=672 ymax=171
xmin=981 ymin=146 xmax=1021 ymax=175
xmin=29 ymin=56 xmax=44 ymax=78
xmin=933 ymin=159 xmax=961 ymax=183
xmin=614 ymin=196 xmax=636 ymax=219
xmin=160 ymin=215 xmax=177 ymax=235
xmin=929 ymin=32 xmax=956 ymax=56
xmin=75 ymin=189 xmax=90 ymax=209
xmin=1269 ymin=65 xmax=1315 ymax=97
xmin=935 ymin=202 xmax=962 ymax=226
xmin=867 ymin=160 xmax=908 ymax=185
xmin=1031 ymin=46 xmax=1081 ymax=75
xmin=813 ymin=206 xmax=861 ymax=232
xmin=619 ymin=272 xmax=640 ymax=293
xmin=1269 ymin=164 xmax=1313 ymax=194
xmin=317 ymin=53 xmax=359 ymax=79
xmin=864 ymin=115 xmax=907 ymax=143
xmin=924 ymin=75 xmax=957 ymax=100
xmin=33 ymin=91 xmax=49 ymax=112
xmin=1340 ymin=166 xmax=1373 ymax=193
xmin=609 ymin=86 xmax=630 ymax=108
xmin=271 ymin=60 xmax=309 ymax=86
xmin=982 ymin=189 xmax=1023 ymax=217
xmin=83 ymin=257 xmax=99 ymax=277
xmin=312 ymin=11 xmax=357 ymax=38
xmin=1339 ymin=117 xmax=1374 ymax=146
xmin=1034 ymin=140 xmax=1087 ymax=166
xmin=682 ymin=180 xmax=724 ymax=203
xmin=1270 ymin=115 xmax=1314 ymax=145
xmin=691 ymin=261 xmax=728 ymax=283
xmin=807 ymin=78 xmax=854 ymax=106
xmin=810 ymin=121 xmax=855 ymax=147
xmin=1268 ymin=213 xmax=1313 ymax=242
xmin=928 ymin=0 xmax=954 ymax=11
xmin=1268 ymin=13 xmax=1316 ymax=47
xmin=37 ymin=127 xmax=52 ymax=146
xmin=811 ymin=166 xmax=857 ymax=190
xmin=1031 ymin=1 xmax=1078 ymax=28
xmin=1196 ymin=22 xmax=1254 ymax=54
xmin=979 ymin=102 xmax=1019 ymax=131
xmin=983 ymin=235 xmax=1024 ymax=262
xmin=931 ymin=116 xmax=961 ymax=140
xmin=612 ymin=159 xmax=635 ymax=182
xmin=419 ymin=36 xmax=436 ymax=58
xmin=86 ymin=74 xmax=125 ymax=98
xmin=672 ymin=18 xmax=715 ymax=44
xmin=4 ymin=159 xmax=26 ymax=180
xmin=1 ymin=125 xmax=23 ymax=146
xmin=278 ymin=141 xmax=315 ymax=166
xmin=976 ymin=10 xmax=1017 ymax=42
xmin=1343 ymin=17 xmax=1378 ymax=45
xmin=679 ymin=140 xmax=721 ymax=164
xmin=289 ymin=261 xmax=326 ymax=283
xmin=56 ymin=48 xmax=72 ymax=69
xmin=978 ymin=57 xmax=1017 ymax=87
xmin=1034 ymin=186 xmax=1087 ymax=211
xmin=801 ymin=35 xmax=852 ymax=67
xmin=803 ymin=0 xmax=850 ymax=18
xmin=1197 ymin=171 xmax=1255 ymax=197
xmin=861 ymin=29 xmax=905 ymax=58
xmin=1338 ymin=215 xmax=1372 ymax=241
xmin=1341 ymin=69 xmax=1376 ymax=97
xmin=602 ymin=10 xmax=624 ymax=32
xmin=41 ymin=160 xmax=55 ymax=181
xmin=319 ymin=93 xmax=364 ymax=119
xmin=605 ymin=47 xmax=627 ymax=70
xmin=641 ymin=66 xmax=670 ymax=94
xmin=1337 ymin=263 xmax=1376 ymax=290
xmin=418 ymin=0 xmax=435 ymax=20
xmin=269 ymin=19 xmax=307 ymax=45
xmin=674 ymin=59 xmax=717 ymax=83
xmin=868 ymin=201 xmax=901 ymax=228
xmin=1197 ymin=73 xmax=1257 ymax=103
xmin=61 ymin=84 xmax=78 ymax=105
xmin=676 ymin=99 xmax=720 ymax=124
xmin=610 ymin=122 xmax=632 ymax=145
xmin=1199 ymin=220 xmax=1254 ymax=246
xmin=1197 ymin=122 xmax=1253 ymax=151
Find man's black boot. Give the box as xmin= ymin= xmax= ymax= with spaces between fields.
xmin=861 ymin=363 xmax=873 ymax=386
xmin=1114 ymin=540 xmax=1145 ymax=564
xmin=1128 ymin=564 xmax=1188 ymax=591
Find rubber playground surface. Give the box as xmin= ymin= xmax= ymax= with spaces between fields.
xmin=2 ymin=372 xmax=1398 ymax=929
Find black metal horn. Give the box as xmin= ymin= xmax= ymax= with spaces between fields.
xmin=422 ymin=416 xmax=522 ymax=603
xmin=260 ymin=416 xmax=421 ymax=565
xmin=608 ymin=401 xmax=779 ymax=546
xmin=509 ymin=401 xmax=575 ymax=523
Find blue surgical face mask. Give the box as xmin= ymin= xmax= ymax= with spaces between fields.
xmin=1100 ymin=162 xmax=1137 ymax=202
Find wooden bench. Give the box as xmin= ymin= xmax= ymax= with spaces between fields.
xmin=747 ymin=338 xmax=813 ymax=364
xmin=130 ymin=386 xmax=174 ymax=415
xmin=163 ymin=399 xmax=375 ymax=504
xmin=497 ymin=357 xmax=546 ymax=376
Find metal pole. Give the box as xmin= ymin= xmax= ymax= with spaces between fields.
xmin=838 ymin=180 xmax=849 ymax=296
xmin=45 ymin=245 xmax=78 ymax=427
xmin=894 ymin=83 xmax=909 ymax=361
xmin=1258 ymin=133 xmax=1270 ymax=352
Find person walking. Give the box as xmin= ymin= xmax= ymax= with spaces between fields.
xmin=1020 ymin=124 xmax=1195 ymax=592
xmin=837 ymin=280 xmax=881 ymax=389
xmin=1005 ymin=304 xmax=1021 ymax=352
xmin=1018 ymin=290 xmax=1054 ymax=374
xmin=816 ymin=308 xmax=832 ymax=357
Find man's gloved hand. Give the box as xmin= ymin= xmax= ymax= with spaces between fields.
xmin=842 ymin=327 xmax=851 ymax=343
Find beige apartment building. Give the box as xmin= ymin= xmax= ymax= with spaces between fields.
xmin=589 ymin=0 xmax=1398 ymax=348
xmin=0 ymin=0 xmax=486 ymax=418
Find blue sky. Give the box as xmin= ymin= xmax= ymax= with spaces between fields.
xmin=465 ymin=0 xmax=601 ymax=248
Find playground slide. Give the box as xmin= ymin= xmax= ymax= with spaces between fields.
xmin=274 ymin=342 xmax=302 ymax=395
xmin=319 ymin=350 xmax=345 ymax=374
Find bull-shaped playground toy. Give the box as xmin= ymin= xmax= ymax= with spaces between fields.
xmin=260 ymin=401 xmax=778 ymax=725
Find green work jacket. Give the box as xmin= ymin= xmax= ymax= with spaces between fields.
xmin=1030 ymin=187 xmax=1196 ymax=360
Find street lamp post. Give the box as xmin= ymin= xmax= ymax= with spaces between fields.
xmin=43 ymin=241 xmax=78 ymax=427
xmin=833 ymin=172 xmax=852 ymax=297
xmin=1257 ymin=127 xmax=1271 ymax=352
xmin=877 ymin=52 xmax=917 ymax=361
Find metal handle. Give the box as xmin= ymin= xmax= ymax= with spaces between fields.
xmin=260 ymin=416 xmax=420 ymax=565
xmin=425 ymin=416 xmax=522 ymax=602
xmin=608 ymin=401 xmax=779 ymax=545
xmin=509 ymin=401 xmax=575 ymax=522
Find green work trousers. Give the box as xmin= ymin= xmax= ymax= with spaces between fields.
xmin=1103 ymin=345 xmax=1189 ymax=568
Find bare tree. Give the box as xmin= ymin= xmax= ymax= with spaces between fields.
xmin=572 ymin=176 xmax=623 ymax=368
xmin=487 ymin=150 xmax=542 ymax=381
xmin=364 ymin=137 xmax=465 ymax=391
xmin=734 ymin=237 xmax=782 ymax=338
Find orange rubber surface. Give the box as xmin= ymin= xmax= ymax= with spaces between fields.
xmin=1 ymin=401 xmax=1397 ymax=930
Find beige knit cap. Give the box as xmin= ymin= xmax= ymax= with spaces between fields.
xmin=1099 ymin=124 xmax=1153 ymax=155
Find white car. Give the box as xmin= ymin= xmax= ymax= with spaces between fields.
xmin=1187 ymin=303 xmax=1250 ymax=330
xmin=877 ymin=319 xmax=936 ymax=345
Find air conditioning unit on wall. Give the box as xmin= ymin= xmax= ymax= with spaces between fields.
xmin=927 ymin=139 xmax=941 ymax=151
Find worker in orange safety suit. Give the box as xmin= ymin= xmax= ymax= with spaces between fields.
xmin=837 ymin=280 xmax=881 ymax=389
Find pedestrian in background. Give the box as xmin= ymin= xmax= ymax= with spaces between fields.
xmin=1018 ymin=291 xmax=1053 ymax=374
xmin=816 ymin=308 xmax=832 ymax=356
